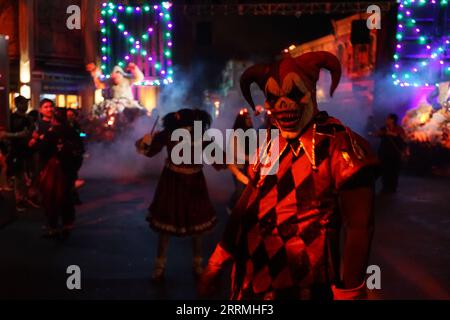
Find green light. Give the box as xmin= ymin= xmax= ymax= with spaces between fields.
xmin=126 ymin=6 xmax=133 ymax=13
xmin=142 ymin=34 xmax=149 ymax=40
xmin=404 ymin=74 xmax=410 ymax=79
xmin=101 ymin=28 xmax=106 ymax=34
xmin=101 ymin=47 xmax=107 ymax=52
xmin=164 ymin=14 xmax=170 ymax=20
xmin=144 ymin=6 xmax=150 ymax=12
xmin=392 ymin=74 xmax=397 ymax=79
xmin=396 ymin=33 xmax=402 ymax=40
xmin=165 ymin=51 xmax=171 ymax=57
xmin=101 ymin=10 xmax=106 ymax=16
xmin=411 ymin=19 xmax=416 ymax=24
xmin=438 ymin=47 xmax=444 ymax=52
xmin=165 ymin=32 xmax=171 ymax=37
xmin=394 ymin=54 xmax=399 ymax=60
xmin=168 ymin=69 xmax=173 ymax=75
xmin=108 ymin=9 xmax=113 ymax=15
xmin=101 ymin=65 xmax=106 ymax=70
xmin=142 ymin=50 xmax=147 ymax=56
xmin=130 ymin=49 xmax=136 ymax=54
xmin=419 ymin=36 xmax=426 ymax=44
xmin=118 ymin=24 xmax=124 ymax=30
xmin=397 ymin=14 xmax=403 ymax=20
xmin=129 ymin=37 xmax=135 ymax=43
xmin=118 ymin=61 xmax=124 ymax=67
xmin=422 ymin=61 xmax=427 ymax=66
xmin=441 ymin=0 xmax=448 ymax=6
xmin=155 ymin=63 xmax=161 ymax=69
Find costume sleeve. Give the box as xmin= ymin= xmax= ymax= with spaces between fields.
xmin=337 ymin=180 xmax=375 ymax=294
xmin=330 ymin=129 xmax=378 ymax=296
xmin=135 ymin=131 xmax=166 ymax=158
xmin=330 ymin=129 xmax=379 ymax=190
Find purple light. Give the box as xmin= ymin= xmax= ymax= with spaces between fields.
xmin=118 ymin=5 xmax=124 ymax=11
xmin=102 ymin=57 xmax=107 ymax=61
xmin=399 ymin=24 xmax=403 ymax=29
xmin=136 ymin=45 xmax=141 ymax=49
xmin=148 ymin=27 xmax=153 ymax=32
xmin=125 ymin=55 xmax=130 ymax=61
xmin=124 ymin=31 xmax=129 ymax=36
xmin=100 ymin=19 xmax=105 ymax=24
xmin=161 ymin=70 xmax=166 ymax=75
xmin=432 ymin=0 xmax=436 ymax=3
xmin=168 ymin=42 xmax=173 ymax=47
xmin=102 ymin=38 xmax=107 ymax=43
xmin=153 ymin=5 xmax=159 ymax=10
xmin=400 ymin=4 xmax=404 ymax=8
xmin=426 ymin=45 xmax=431 ymax=50
xmin=397 ymin=44 xmax=402 ymax=49
xmin=148 ymin=57 xmax=153 ymax=61
xmin=135 ymin=7 xmax=141 ymax=12
xmin=406 ymin=11 xmax=411 ymax=16
xmin=413 ymin=68 xmax=418 ymax=72
xmin=415 ymin=28 xmax=420 ymax=33
xmin=168 ymin=23 xmax=173 ymax=29
xmin=102 ymin=3 xmax=107 ymax=7
xmin=159 ymin=12 xmax=163 ymax=17
xmin=168 ymin=60 xmax=172 ymax=66
xmin=440 ymin=60 xmax=444 ymax=65
xmin=136 ymin=41 xmax=140 ymax=45
xmin=446 ymin=40 xmax=450 ymax=44
xmin=395 ymin=64 xmax=399 ymax=69
xmin=112 ymin=18 xmax=117 ymax=23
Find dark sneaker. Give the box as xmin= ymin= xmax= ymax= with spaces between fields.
xmin=16 ymin=202 xmax=27 ymax=212
xmin=26 ymin=198 xmax=41 ymax=209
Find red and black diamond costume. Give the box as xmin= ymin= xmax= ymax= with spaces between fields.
xmin=200 ymin=51 xmax=379 ymax=300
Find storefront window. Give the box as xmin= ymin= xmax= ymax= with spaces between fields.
xmin=40 ymin=94 xmax=81 ymax=109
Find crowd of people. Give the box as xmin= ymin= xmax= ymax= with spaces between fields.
xmin=0 ymin=96 xmax=85 ymax=239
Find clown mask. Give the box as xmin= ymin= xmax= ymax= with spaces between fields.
xmin=240 ymin=51 xmax=342 ymax=140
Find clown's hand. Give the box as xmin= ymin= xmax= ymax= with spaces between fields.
xmin=197 ymin=262 xmax=223 ymax=297
xmin=332 ymin=281 xmax=367 ymax=300
xmin=197 ymin=244 xmax=232 ymax=298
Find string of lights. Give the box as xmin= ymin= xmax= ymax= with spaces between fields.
xmin=392 ymin=0 xmax=450 ymax=87
xmin=99 ymin=2 xmax=174 ymax=86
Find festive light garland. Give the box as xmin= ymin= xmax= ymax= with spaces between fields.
xmin=99 ymin=2 xmax=173 ymax=86
xmin=392 ymin=0 xmax=450 ymax=87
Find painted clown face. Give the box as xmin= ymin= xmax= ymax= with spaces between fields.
xmin=264 ymin=72 xmax=315 ymax=139
xmin=240 ymin=51 xmax=341 ymax=141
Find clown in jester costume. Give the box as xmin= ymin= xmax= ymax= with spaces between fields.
xmin=199 ymin=51 xmax=379 ymax=300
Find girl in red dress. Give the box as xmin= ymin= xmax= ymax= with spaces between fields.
xmin=136 ymin=108 xmax=217 ymax=282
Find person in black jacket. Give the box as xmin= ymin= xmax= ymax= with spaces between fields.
xmin=375 ymin=113 xmax=408 ymax=193
xmin=30 ymin=102 xmax=84 ymax=239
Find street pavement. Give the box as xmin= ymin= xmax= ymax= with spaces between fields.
xmin=0 ymin=167 xmax=449 ymax=300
